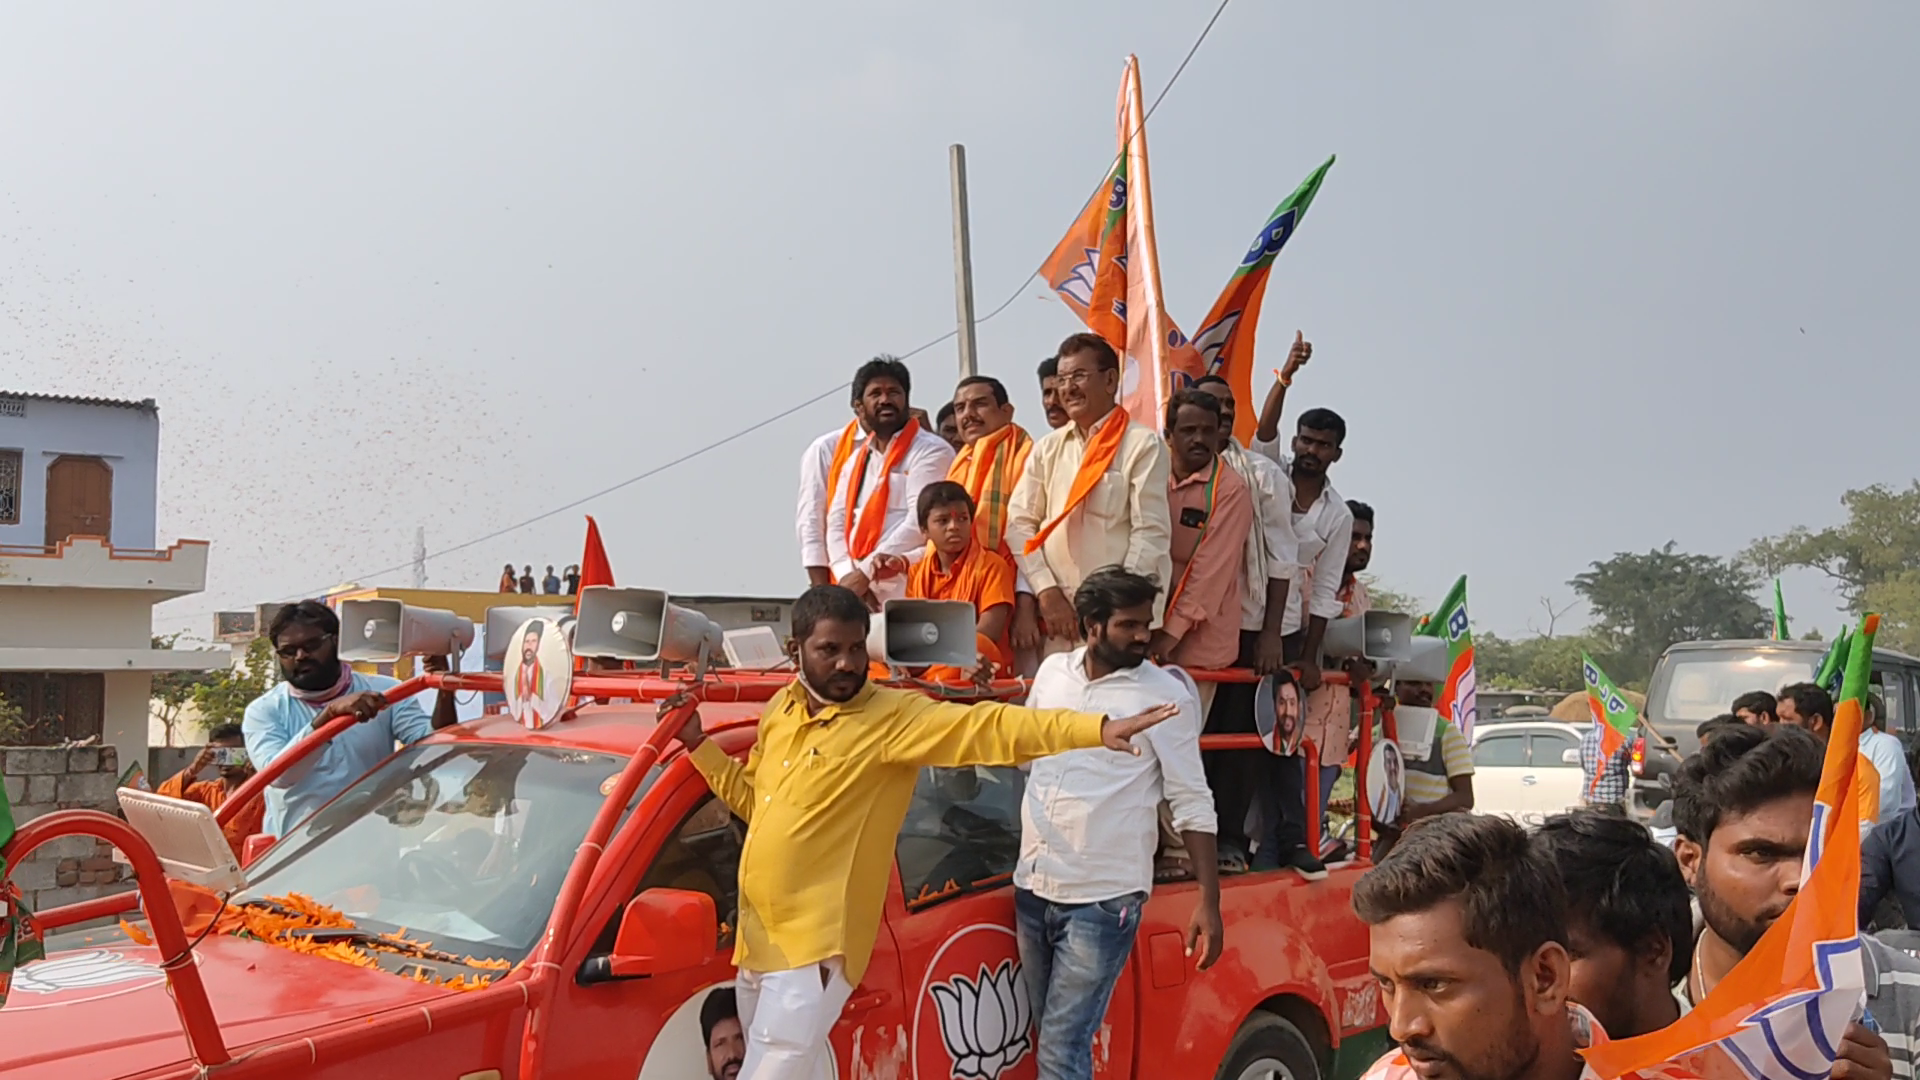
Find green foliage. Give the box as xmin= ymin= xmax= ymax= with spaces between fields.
xmin=1476 ymin=632 xmax=1602 ymax=692
xmin=1569 ymin=543 xmax=1766 ymax=685
xmin=0 ymin=692 xmax=25 ymax=745
xmin=1748 ymin=482 xmax=1920 ymax=654
xmin=1360 ymin=575 xmax=1423 ymax=618
xmin=189 ymin=637 xmax=278 ymax=731
xmin=150 ymin=633 xmax=217 ymax=747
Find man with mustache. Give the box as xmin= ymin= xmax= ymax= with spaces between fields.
xmin=1016 ymin=567 xmax=1221 ymax=1080
xmin=826 ymin=357 xmax=955 ymax=609
xmin=1007 ymin=333 xmax=1172 ymax=657
xmin=1240 ymin=332 xmax=1352 ymax=877
xmin=666 ymin=584 xmax=1178 ymax=1080
xmin=1037 ymin=355 xmax=1069 ymax=430
xmin=1355 ymin=812 xmax=1665 ymax=1080
xmin=1672 ymin=722 xmax=1910 ymax=1073
xmin=1532 ymin=809 xmax=1692 ymax=1040
xmin=701 ymin=988 xmax=745 ymax=1080
xmin=241 ymin=600 xmax=458 ymax=836
xmin=947 ymin=375 xmax=1042 ymax=668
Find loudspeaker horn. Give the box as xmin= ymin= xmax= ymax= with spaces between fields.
xmin=869 ymin=599 xmax=978 ymax=668
xmin=338 ymin=599 xmax=476 ymax=663
xmin=1395 ymin=636 xmax=1452 ymax=683
xmin=485 ymin=605 xmax=573 ymax=671
xmin=573 ymin=587 xmax=723 ymax=664
xmin=1321 ymin=610 xmax=1413 ymax=664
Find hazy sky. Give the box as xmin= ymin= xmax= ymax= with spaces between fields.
xmin=3 ymin=3 xmax=1914 ymax=644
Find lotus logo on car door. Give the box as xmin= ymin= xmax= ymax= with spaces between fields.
xmin=930 ymin=959 xmax=1033 ymax=1080
xmin=914 ymin=924 xmax=1038 ymax=1080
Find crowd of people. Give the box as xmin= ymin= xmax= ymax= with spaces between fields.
xmin=497 ymin=562 xmax=581 ymax=595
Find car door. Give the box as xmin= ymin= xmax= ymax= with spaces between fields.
xmin=1470 ymin=731 xmax=1531 ymax=819
xmin=1523 ymin=729 xmax=1586 ymax=822
xmin=887 ymin=764 xmax=1138 ymax=1080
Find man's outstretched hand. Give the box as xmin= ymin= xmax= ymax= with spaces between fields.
xmin=1101 ymin=703 xmax=1180 ymax=754
xmin=658 ymin=690 xmax=705 ymax=751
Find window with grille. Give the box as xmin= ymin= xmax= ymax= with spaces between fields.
xmin=0 ymin=449 xmax=20 ymax=525
xmin=0 ymin=673 xmax=106 ymax=745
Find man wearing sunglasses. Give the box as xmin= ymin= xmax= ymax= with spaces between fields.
xmin=241 ymin=599 xmax=459 ymax=837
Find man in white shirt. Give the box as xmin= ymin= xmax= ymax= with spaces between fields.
xmin=796 ymin=410 xmax=866 ymax=587
xmin=1016 ymin=566 xmax=1221 ymax=1080
xmin=825 ymin=357 xmax=955 ymax=608
xmin=1006 ymin=333 xmax=1173 ymax=654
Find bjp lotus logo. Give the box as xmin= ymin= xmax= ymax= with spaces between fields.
xmin=929 ymin=959 xmax=1033 ymax=1080
xmin=13 ymin=949 xmax=161 ymax=995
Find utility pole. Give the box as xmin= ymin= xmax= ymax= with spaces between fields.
xmin=949 ymin=143 xmax=979 ymax=379
xmin=411 ymin=526 xmax=427 ymax=589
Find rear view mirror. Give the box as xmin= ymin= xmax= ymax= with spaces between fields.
xmin=241 ymin=834 xmax=276 ymax=867
xmin=1561 ymin=748 xmax=1581 ymax=766
xmin=607 ymin=888 xmax=717 ymax=978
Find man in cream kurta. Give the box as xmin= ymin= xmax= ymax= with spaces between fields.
xmin=1006 ymin=332 xmax=1172 ymax=655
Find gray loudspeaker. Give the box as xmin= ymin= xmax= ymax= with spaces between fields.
xmin=484 ymin=605 xmax=571 ymax=670
xmin=574 ymin=587 xmax=723 ymax=663
xmin=338 ymin=599 xmax=476 ymax=663
xmin=868 ymin=600 xmax=978 ymax=667
xmin=1321 ymin=610 xmax=1413 ymax=664
xmin=1395 ymin=636 xmax=1452 ymax=683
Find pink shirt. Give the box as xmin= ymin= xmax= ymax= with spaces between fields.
xmin=1164 ymin=459 xmax=1252 ymax=670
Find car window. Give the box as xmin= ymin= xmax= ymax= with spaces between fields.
xmin=897 ymin=766 xmax=1025 ymax=910
xmin=1529 ymin=731 xmax=1581 ymax=768
xmin=1872 ymin=669 xmax=1906 ymax=735
xmin=590 ymin=796 xmax=743 ymax=958
xmin=1473 ymin=734 xmax=1528 ymax=768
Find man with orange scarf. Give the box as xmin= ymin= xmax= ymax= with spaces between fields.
xmin=825 ymin=357 xmax=955 ymax=609
xmin=1006 ymin=333 xmax=1172 ymax=656
xmin=796 ymin=405 xmax=867 ymax=587
xmin=948 ymin=374 xmax=1043 ymax=669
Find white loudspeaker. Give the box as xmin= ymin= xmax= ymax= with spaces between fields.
xmin=338 ymin=599 xmax=476 ymax=663
xmin=1321 ymin=610 xmax=1413 ymax=664
xmin=574 ymin=587 xmax=723 ymax=664
xmin=869 ymin=599 xmax=978 ymax=668
xmin=485 ymin=606 xmax=571 ymax=670
xmin=1396 ymin=636 xmax=1452 ymax=683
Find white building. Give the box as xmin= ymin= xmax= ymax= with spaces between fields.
xmin=0 ymin=392 xmax=227 ymax=773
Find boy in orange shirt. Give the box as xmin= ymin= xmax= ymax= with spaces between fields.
xmin=877 ymin=480 xmax=1015 ymax=682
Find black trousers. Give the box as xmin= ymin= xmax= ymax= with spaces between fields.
xmin=1202 ymin=629 xmax=1308 ymax=858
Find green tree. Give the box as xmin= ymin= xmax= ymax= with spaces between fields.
xmin=1569 ymin=543 xmax=1767 ymax=684
xmin=1476 ymin=632 xmax=1601 ymax=692
xmin=1360 ymin=575 xmax=1423 ymax=617
xmin=1747 ymin=481 xmax=1920 ymax=653
xmin=190 ymin=637 xmax=277 ymax=730
xmin=150 ymin=633 xmax=217 ymax=747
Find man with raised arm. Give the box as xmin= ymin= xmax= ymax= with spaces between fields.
xmin=664 ymin=584 xmax=1178 ymax=1080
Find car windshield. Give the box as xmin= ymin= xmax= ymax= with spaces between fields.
xmin=237 ymin=741 xmax=656 ymax=965
xmin=1652 ymin=650 xmax=1818 ymax=744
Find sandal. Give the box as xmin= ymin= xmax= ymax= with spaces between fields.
xmin=1155 ymin=857 xmax=1193 ymax=883
xmin=1216 ymin=849 xmax=1250 ymax=875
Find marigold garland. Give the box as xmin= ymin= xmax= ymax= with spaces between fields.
xmin=120 ymin=892 xmax=507 ymax=991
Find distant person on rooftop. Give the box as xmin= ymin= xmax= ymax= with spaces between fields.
xmin=518 ymin=565 xmax=535 ymax=593
xmin=498 ymin=564 xmax=517 ymax=593
xmin=563 ymin=564 xmax=581 ymax=595
xmin=541 ymin=564 xmax=561 ymax=594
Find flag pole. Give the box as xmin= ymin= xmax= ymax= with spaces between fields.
xmin=949 ymin=143 xmax=979 ymax=379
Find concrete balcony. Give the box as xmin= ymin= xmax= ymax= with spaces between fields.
xmin=0 ymin=536 xmax=209 ymax=598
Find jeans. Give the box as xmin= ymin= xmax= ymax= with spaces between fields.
xmin=1314 ymin=763 xmax=1342 ymax=841
xmin=1251 ymin=753 xmax=1308 ymax=866
xmin=1015 ymin=888 xmax=1145 ymax=1080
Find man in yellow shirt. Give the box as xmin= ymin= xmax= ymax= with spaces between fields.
xmin=664 ymin=584 xmax=1176 ymax=1080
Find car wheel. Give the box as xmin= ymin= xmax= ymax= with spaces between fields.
xmin=1215 ymin=1012 xmax=1323 ymax=1080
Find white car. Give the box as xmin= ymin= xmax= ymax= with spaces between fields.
xmin=1470 ymin=721 xmax=1592 ymax=825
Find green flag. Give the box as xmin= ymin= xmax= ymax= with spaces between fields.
xmin=1581 ymin=653 xmax=1639 ymax=795
xmin=1814 ymin=626 xmax=1851 ymax=694
xmin=1415 ymin=575 xmax=1478 ymax=738
xmin=0 ymin=768 xmax=44 ymax=1004
xmin=1772 ymin=579 xmax=1790 ymax=640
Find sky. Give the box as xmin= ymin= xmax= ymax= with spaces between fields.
xmin=2 ymin=2 xmax=1915 ymax=645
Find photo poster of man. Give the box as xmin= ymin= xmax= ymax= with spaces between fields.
xmin=635 ymin=981 xmax=842 ymax=1080
xmin=503 ymin=617 xmax=572 ymax=729
xmin=1254 ymin=672 xmax=1304 ymax=756
xmin=1366 ymin=739 xmax=1406 ymax=825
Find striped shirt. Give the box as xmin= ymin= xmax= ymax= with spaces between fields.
xmin=1403 ymin=721 xmax=1473 ymax=807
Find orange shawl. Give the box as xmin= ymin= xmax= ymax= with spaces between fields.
xmin=843 ymin=419 xmax=922 ymax=561
xmin=949 ymin=423 xmax=1033 ymax=553
xmin=1023 ymin=407 xmax=1129 ymax=555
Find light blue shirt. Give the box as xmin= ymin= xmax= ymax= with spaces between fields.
xmin=1861 ymin=729 xmax=1916 ymax=832
xmin=242 ymin=672 xmax=434 ymax=836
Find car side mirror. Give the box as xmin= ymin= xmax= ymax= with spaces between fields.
xmin=606 ymin=888 xmax=717 ymax=979
xmin=1561 ymin=748 xmax=1581 ymax=766
xmin=241 ymin=834 xmax=276 ymax=867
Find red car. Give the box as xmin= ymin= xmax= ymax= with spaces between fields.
xmin=0 ymin=671 xmax=1389 ymax=1080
